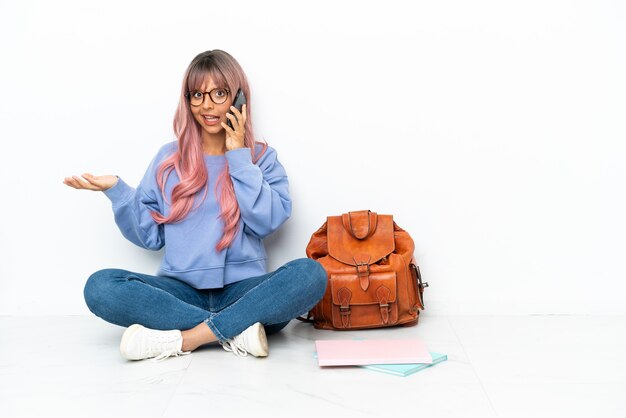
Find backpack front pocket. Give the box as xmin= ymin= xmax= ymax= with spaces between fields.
xmin=330 ymin=271 xmax=398 ymax=329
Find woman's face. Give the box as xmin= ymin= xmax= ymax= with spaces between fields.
xmin=189 ymin=76 xmax=232 ymax=139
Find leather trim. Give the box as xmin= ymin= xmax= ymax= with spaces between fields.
xmin=337 ymin=287 xmax=352 ymax=328
xmin=330 ymin=272 xmax=397 ymax=305
xmin=376 ymin=285 xmax=391 ymax=324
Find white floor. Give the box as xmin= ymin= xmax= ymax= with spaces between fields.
xmin=1 ymin=315 xmax=625 ymax=418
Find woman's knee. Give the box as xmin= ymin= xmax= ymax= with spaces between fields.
xmin=83 ymin=268 xmax=123 ymax=313
xmin=288 ymin=258 xmax=327 ymax=300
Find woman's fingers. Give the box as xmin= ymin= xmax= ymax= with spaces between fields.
xmin=73 ymin=175 xmax=99 ymax=190
xmin=82 ymin=173 xmax=102 ymax=188
xmin=223 ymin=106 xmax=246 ymax=152
xmin=63 ymin=177 xmax=79 ymax=189
xmin=63 ymin=176 xmax=84 ymax=190
xmin=225 ymin=111 xmax=240 ymax=131
xmin=63 ymin=174 xmax=100 ymax=191
xmin=221 ymin=121 xmax=235 ymax=136
xmin=227 ymin=105 xmax=246 ymax=136
xmin=229 ymin=105 xmax=247 ymax=130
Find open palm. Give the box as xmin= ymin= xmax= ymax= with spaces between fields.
xmin=63 ymin=173 xmax=118 ymax=191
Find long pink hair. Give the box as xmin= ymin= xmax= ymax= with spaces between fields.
xmin=150 ymin=50 xmax=266 ymax=251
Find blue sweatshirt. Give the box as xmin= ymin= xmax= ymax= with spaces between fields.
xmin=103 ymin=141 xmax=291 ymax=289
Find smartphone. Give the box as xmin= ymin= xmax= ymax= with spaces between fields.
xmin=227 ymin=88 xmax=247 ymax=129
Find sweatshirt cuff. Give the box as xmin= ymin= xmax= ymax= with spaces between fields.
xmin=225 ymin=148 xmax=253 ymax=172
xmin=103 ymin=177 xmax=134 ymax=207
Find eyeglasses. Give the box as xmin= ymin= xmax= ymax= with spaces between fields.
xmin=185 ymin=88 xmax=230 ymax=106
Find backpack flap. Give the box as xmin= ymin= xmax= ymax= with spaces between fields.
xmin=327 ymin=210 xmax=395 ymax=268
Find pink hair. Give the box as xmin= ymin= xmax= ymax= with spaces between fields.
xmin=150 ymin=50 xmax=266 ymax=251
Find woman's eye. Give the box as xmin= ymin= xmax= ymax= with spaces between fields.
xmin=215 ymin=90 xmax=226 ymax=97
xmin=192 ymin=91 xmax=203 ymax=98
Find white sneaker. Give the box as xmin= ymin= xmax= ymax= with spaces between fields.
xmin=220 ymin=322 xmax=269 ymax=357
xmin=120 ymin=324 xmax=191 ymax=362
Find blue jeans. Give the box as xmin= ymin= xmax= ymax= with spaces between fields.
xmin=83 ymin=258 xmax=327 ymax=341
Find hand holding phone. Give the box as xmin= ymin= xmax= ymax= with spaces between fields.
xmin=227 ymin=89 xmax=246 ymax=130
xmin=223 ymin=88 xmax=247 ymax=151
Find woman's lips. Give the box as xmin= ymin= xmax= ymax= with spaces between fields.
xmin=202 ymin=115 xmax=220 ymax=126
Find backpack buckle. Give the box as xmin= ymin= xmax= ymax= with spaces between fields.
xmin=353 ymin=255 xmax=371 ymax=291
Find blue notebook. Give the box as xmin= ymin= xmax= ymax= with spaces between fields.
xmin=361 ymin=352 xmax=448 ymax=376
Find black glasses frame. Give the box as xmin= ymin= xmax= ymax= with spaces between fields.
xmin=185 ymin=88 xmax=231 ymax=106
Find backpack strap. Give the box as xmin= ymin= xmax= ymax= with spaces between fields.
xmin=296 ymin=312 xmax=314 ymax=323
xmin=376 ymin=285 xmax=392 ymax=324
xmin=342 ymin=210 xmax=378 ymax=240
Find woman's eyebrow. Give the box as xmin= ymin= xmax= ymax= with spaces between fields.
xmin=191 ymin=85 xmax=228 ymax=91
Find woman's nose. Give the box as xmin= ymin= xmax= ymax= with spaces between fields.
xmin=201 ymin=96 xmax=213 ymax=109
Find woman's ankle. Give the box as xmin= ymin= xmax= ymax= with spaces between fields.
xmin=181 ymin=322 xmax=217 ymax=351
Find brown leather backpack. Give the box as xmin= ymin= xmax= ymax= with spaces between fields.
xmin=304 ymin=210 xmax=428 ymax=330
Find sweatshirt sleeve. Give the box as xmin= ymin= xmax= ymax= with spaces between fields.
xmin=102 ymin=149 xmax=166 ymax=250
xmin=225 ymin=146 xmax=292 ymax=239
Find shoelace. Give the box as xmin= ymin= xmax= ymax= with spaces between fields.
xmin=220 ymin=338 xmax=248 ymax=357
xmin=142 ymin=331 xmax=190 ymax=362
xmin=151 ymin=348 xmax=191 ymax=362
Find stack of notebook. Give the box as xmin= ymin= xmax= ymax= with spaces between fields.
xmin=314 ymin=339 xmax=447 ymax=377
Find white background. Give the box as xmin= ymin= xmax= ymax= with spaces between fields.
xmin=0 ymin=0 xmax=624 ymax=315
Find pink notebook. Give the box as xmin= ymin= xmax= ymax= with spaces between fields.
xmin=315 ymin=339 xmax=433 ymax=366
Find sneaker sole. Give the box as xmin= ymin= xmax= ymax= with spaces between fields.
xmin=119 ymin=323 xmax=143 ymax=360
xmin=249 ymin=322 xmax=269 ymax=357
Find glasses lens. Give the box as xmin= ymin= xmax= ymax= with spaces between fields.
xmin=210 ymin=88 xmax=228 ymax=104
xmin=189 ymin=91 xmax=204 ymax=106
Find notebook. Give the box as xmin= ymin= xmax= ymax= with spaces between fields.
xmin=315 ymin=339 xmax=433 ymax=366
xmin=362 ymin=352 xmax=448 ymax=376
